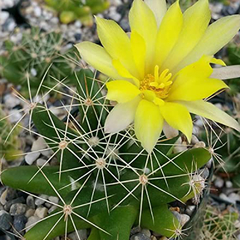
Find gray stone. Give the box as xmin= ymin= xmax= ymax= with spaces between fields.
xmin=68 ymin=229 xmax=88 ymax=240
xmin=25 ymin=216 xmax=40 ymax=231
xmin=4 ymin=197 xmax=25 ymax=211
xmin=0 ymin=210 xmax=12 ymax=230
xmin=48 ymin=196 xmax=59 ymax=205
xmin=36 ymin=158 xmax=49 ymax=167
xmin=13 ymin=214 xmax=28 ymax=232
xmin=26 ymin=196 xmax=35 ymax=209
xmin=35 ymin=194 xmax=48 ymax=206
xmin=214 ymin=177 xmax=224 ymax=188
xmin=25 ymin=209 xmax=35 ymax=218
xmin=34 ymin=207 xmax=48 ymax=219
xmin=130 ymin=233 xmax=151 ymax=240
xmin=140 ymin=229 xmax=151 ymax=237
xmin=25 ymin=151 xmax=40 ymax=165
xmin=10 ymin=203 xmax=27 ymax=216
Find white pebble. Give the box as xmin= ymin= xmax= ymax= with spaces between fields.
xmin=34 ymin=7 xmax=42 ymax=17
xmin=214 ymin=177 xmax=224 ymax=188
xmin=36 ymin=158 xmax=48 ymax=167
xmin=25 ymin=152 xmax=40 ymax=165
xmin=35 ymin=207 xmax=48 ymax=219
xmin=226 ymin=181 xmax=233 ymax=188
xmin=31 ymin=137 xmax=47 ymax=152
xmin=25 ymin=216 xmax=40 ymax=231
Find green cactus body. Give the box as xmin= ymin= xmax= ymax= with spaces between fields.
xmin=1 ymin=69 xmax=211 ymax=239
xmin=0 ymin=27 xmax=77 ymax=97
xmin=0 ymin=107 xmax=22 ymax=161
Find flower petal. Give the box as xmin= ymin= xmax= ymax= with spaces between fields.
xmin=211 ymin=65 xmax=240 ymax=80
xmin=104 ymin=96 xmax=141 ymax=133
xmin=135 ymin=100 xmax=164 ymax=153
xmin=129 ymin=0 xmax=158 ymax=72
xmin=176 ymin=15 xmax=240 ymax=71
xmin=168 ymin=56 xmax=229 ymax=101
xmin=154 ymin=1 xmax=183 ymax=68
xmin=75 ymin=42 xmax=123 ymax=79
xmin=160 ymin=102 xmax=192 ymax=142
xmin=130 ymin=30 xmax=146 ymax=79
xmin=145 ymin=0 xmax=167 ymax=27
xmin=161 ymin=0 xmax=211 ymax=73
xmin=106 ymin=80 xmax=141 ymax=103
xmin=95 ymin=17 xmax=139 ymax=78
xmin=179 ymin=100 xmax=240 ymax=132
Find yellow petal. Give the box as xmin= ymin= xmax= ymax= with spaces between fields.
xmin=95 ymin=17 xmax=139 ymax=78
xmin=135 ymin=100 xmax=164 ymax=153
xmin=129 ymin=0 xmax=158 ymax=73
xmin=161 ymin=0 xmax=211 ymax=73
xmin=179 ymin=100 xmax=240 ymax=132
xmin=106 ymin=80 xmax=141 ymax=103
xmin=176 ymin=15 xmax=240 ymax=71
xmin=75 ymin=42 xmax=122 ymax=79
xmin=168 ymin=56 xmax=229 ymax=101
xmin=112 ymin=59 xmax=140 ymax=87
xmin=130 ymin=30 xmax=146 ymax=79
xmin=154 ymin=1 xmax=183 ymax=68
xmin=160 ymin=102 xmax=192 ymax=142
xmin=145 ymin=0 xmax=167 ymax=27
xmin=104 ymin=96 xmax=141 ymax=133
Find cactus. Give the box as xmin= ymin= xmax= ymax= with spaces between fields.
xmin=1 ymin=69 xmax=212 ymax=239
xmin=200 ymin=205 xmax=239 ymax=240
xmin=44 ymin=0 xmax=110 ymax=25
xmin=0 ymin=106 xmax=22 ymax=161
xmin=0 ymin=27 xmax=79 ymax=97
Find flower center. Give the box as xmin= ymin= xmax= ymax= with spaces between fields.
xmin=140 ymin=65 xmax=172 ymax=100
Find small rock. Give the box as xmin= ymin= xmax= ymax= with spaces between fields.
xmin=68 ymin=229 xmax=88 ymax=240
xmin=34 ymin=7 xmax=42 ymax=17
xmin=0 ymin=210 xmax=12 ymax=230
xmin=25 ymin=151 xmax=40 ymax=165
xmin=13 ymin=214 xmax=28 ymax=232
xmin=4 ymin=197 xmax=25 ymax=211
xmin=48 ymin=196 xmax=59 ymax=205
xmin=31 ymin=137 xmax=47 ymax=152
xmin=4 ymin=94 xmax=20 ymax=108
xmin=26 ymin=196 xmax=35 ymax=209
xmin=130 ymin=233 xmax=151 ymax=240
xmin=35 ymin=195 xmax=48 ymax=206
xmin=226 ymin=180 xmax=233 ymax=188
xmin=25 ymin=216 xmax=40 ymax=231
xmin=36 ymin=158 xmax=49 ymax=166
xmin=0 ymin=189 xmax=8 ymax=205
xmin=179 ymin=214 xmax=190 ymax=226
xmin=34 ymin=207 xmax=48 ymax=219
xmin=228 ymin=193 xmax=240 ymax=203
xmin=10 ymin=203 xmax=27 ymax=216
xmin=140 ymin=229 xmax=151 ymax=237
xmin=25 ymin=209 xmax=35 ymax=218
xmin=48 ymin=205 xmax=58 ymax=214
xmin=214 ymin=177 xmax=224 ymax=188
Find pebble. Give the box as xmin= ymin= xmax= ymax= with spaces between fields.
xmin=36 ymin=158 xmax=49 ymax=166
xmin=228 ymin=193 xmax=240 ymax=203
xmin=130 ymin=233 xmax=151 ymax=240
xmin=0 ymin=12 xmax=9 ymax=25
xmin=25 ymin=209 xmax=35 ymax=218
xmin=26 ymin=196 xmax=35 ymax=209
xmin=140 ymin=229 xmax=151 ymax=237
xmin=9 ymin=203 xmax=27 ymax=216
xmin=68 ymin=229 xmax=88 ymax=240
xmin=4 ymin=197 xmax=25 ymax=212
xmin=179 ymin=214 xmax=190 ymax=226
xmin=35 ymin=194 xmax=48 ymax=206
xmin=214 ymin=177 xmax=224 ymax=188
xmin=25 ymin=216 xmax=41 ymax=231
xmin=8 ymin=109 xmax=22 ymax=123
xmin=25 ymin=151 xmax=40 ymax=165
xmin=226 ymin=180 xmax=233 ymax=188
xmin=13 ymin=214 xmax=28 ymax=232
xmin=0 ymin=210 xmax=12 ymax=230
xmin=0 ymin=189 xmax=8 ymax=205
xmin=48 ymin=196 xmax=59 ymax=205
xmin=4 ymin=94 xmax=21 ymax=108
xmin=34 ymin=7 xmax=42 ymax=17
xmin=31 ymin=137 xmax=47 ymax=152
xmin=48 ymin=205 xmax=58 ymax=214
xmin=35 ymin=207 xmax=48 ymax=219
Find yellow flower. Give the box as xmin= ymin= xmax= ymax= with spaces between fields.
xmin=76 ymin=0 xmax=240 ymax=153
